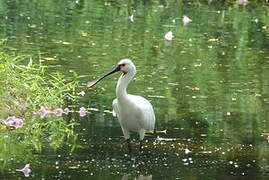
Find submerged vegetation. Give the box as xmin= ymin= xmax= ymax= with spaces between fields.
xmin=0 ymin=41 xmax=81 ymax=165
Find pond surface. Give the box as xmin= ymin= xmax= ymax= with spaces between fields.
xmin=1 ymin=0 xmax=269 ymax=179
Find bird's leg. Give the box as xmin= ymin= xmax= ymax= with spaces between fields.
xmin=138 ymin=129 xmax=145 ymax=154
xmin=126 ymin=138 xmax=132 ymax=154
xmin=122 ymin=128 xmax=131 ymax=154
xmin=139 ymin=140 xmax=143 ymax=154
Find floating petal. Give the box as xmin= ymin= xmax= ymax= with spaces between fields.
xmin=183 ymin=16 xmax=192 ymax=26
xmin=164 ymin=31 xmax=174 ymax=41
xmin=185 ymin=148 xmax=191 ymax=154
xmin=78 ymin=91 xmax=85 ymax=96
xmin=237 ymin=0 xmax=248 ymax=5
xmin=129 ymin=14 xmax=134 ymax=22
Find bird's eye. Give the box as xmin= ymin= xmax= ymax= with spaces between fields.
xmin=121 ymin=64 xmax=125 ymax=67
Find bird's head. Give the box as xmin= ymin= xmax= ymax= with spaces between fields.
xmin=86 ymin=59 xmax=136 ymax=88
xmin=117 ymin=59 xmax=136 ymax=75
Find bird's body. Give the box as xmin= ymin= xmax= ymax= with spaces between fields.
xmin=112 ymin=60 xmax=155 ymax=149
xmin=113 ymin=94 xmax=155 ymax=140
xmin=87 ymin=59 xmax=155 ymax=153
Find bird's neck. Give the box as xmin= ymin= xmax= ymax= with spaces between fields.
xmin=116 ymin=72 xmax=135 ymax=99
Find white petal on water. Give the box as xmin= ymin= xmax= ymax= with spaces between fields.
xmin=164 ymin=31 xmax=174 ymax=41
xmin=129 ymin=14 xmax=134 ymax=22
xmin=185 ymin=148 xmax=191 ymax=154
xmin=183 ymin=15 xmax=192 ymax=25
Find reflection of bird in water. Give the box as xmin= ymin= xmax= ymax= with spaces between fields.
xmin=87 ymin=59 xmax=155 ymax=154
xmin=122 ymin=174 xmax=152 ymax=180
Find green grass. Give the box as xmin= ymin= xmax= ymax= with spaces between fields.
xmin=0 ymin=41 xmax=80 ymax=164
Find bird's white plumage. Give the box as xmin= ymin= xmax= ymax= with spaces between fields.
xmin=113 ymin=95 xmax=155 ymax=131
xmin=112 ymin=59 xmax=155 ymax=141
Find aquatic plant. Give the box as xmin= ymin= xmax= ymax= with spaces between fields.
xmin=0 ymin=41 xmax=81 ymax=165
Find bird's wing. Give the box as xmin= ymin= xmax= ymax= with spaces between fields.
xmin=141 ymin=102 xmax=155 ymax=132
xmin=112 ymin=99 xmax=119 ymax=117
xmin=130 ymin=95 xmax=156 ymax=132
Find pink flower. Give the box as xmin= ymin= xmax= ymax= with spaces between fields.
xmin=183 ymin=15 xmax=192 ymax=26
xmin=238 ymin=0 xmax=248 ymax=5
xmin=63 ymin=108 xmax=71 ymax=115
xmin=78 ymin=107 xmax=87 ymax=117
xmin=53 ymin=108 xmax=63 ymax=117
xmin=3 ymin=116 xmax=16 ymax=126
xmin=3 ymin=116 xmax=24 ymax=129
xmin=16 ymin=164 xmax=31 ymax=177
xmin=36 ymin=106 xmax=51 ymax=118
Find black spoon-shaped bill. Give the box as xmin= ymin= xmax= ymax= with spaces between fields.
xmin=86 ymin=65 xmax=120 ymax=88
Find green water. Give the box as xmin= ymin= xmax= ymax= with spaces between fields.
xmin=1 ymin=0 xmax=269 ymax=179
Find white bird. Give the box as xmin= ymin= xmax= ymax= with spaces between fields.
xmin=87 ymin=59 xmax=155 ymax=153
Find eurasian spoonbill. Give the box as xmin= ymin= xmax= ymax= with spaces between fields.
xmin=87 ymin=59 xmax=155 ymax=154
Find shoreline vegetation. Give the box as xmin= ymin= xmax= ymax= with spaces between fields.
xmin=0 ymin=41 xmax=81 ymax=160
